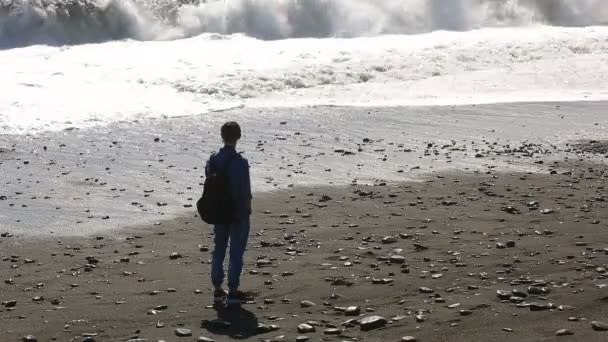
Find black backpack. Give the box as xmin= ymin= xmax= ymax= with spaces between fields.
xmin=197 ymin=153 xmax=239 ymax=224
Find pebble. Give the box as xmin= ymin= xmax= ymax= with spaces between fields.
xmin=197 ymin=337 xmax=215 ymax=342
xmin=360 ymin=315 xmax=387 ymax=331
xmin=556 ymin=329 xmax=574 ymax=336
xmin=4 ymin=300 xmax=17 ymax=308
xmin=300 ymin=300 xmax=316 ymax=308
xmin=256 ymin=323 xmax=280 ymax=334
xmin=22 ymin=336 xmax=37 ymax=342
xmin=257 ymin=259 xmax=272 ymax=267
xmin=323 ymin=328 xmax=341 ymax=335
xmin=591 ymin=321 xmax=608 ymax=331
xmin=345 ymin=306 xmax=361 ymax=316
xmin=402 ymin=337 xmax=417 ymax=342
xmin=175 ymin=328 xmax=192 ymax=337
xmin=297 ymin=323 xmax=315 ymax=333
xmin=389 ymin=255 xmax=405 ymax=263
xmin=529 ymin=303 xmax=549 ymax=311
xmin=419 ymin=287 xmax=434 ymax=294
xmin=382 ymin=236 xmax=398 ymax=244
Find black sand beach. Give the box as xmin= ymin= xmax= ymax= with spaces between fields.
xmin=1 ymin=103 xmax=607 ymax=341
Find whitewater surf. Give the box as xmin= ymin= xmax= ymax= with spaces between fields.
xmin=2 ymin=0 xmax=608 ymax=47
xmin=1 ymin=0 xmax=608 ymax=134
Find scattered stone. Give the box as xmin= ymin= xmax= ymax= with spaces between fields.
xmin=556 ymin=329 xmax=574 ymax=336
xmin=175 ymin=328 xmax=192 ymax=337
xmin=592 ymin=321 xmax=608 ymax=331
xmin=256 ymin=323 xmax=280 ymax=334
xmin=497 ymin=290 xmax=512 ymax=300
xmin=372 ymin=278 xmax=394 ymax=284
xmin=413 ymin=243 xmax=429 ymax=251
xmin=360 ymin=315 xmax=387 ymax=331
xmin=529 ymin=303 xmax=549 ymax=311
xmin=419 ymin=287 xmax=434 ymax=294
xmin=4 ymin=300 xmax=17 ymax=308
xmin=415 ymin=314 xmax=427 ymax=322
xmin=382 ymin=236 xmax=398 ymax=244
xmin=300 ymin=300 xmax=316 ymax=308
xmin=459 ymin=310 xmax=473 ymax=316
xmin=320 ymin=194 xmax=332 ymax=202
xmin=323 ymin=328 xmax=341 ymax=335
xmin=345 ymin=306 xmax=361 ymax=316
xmin=257 ymin=259 xmax=272 ymax=267
xmin=390 ymin=255 xmax=405 ymax=264
xmin=297 ymin=323 xmax=315 ymax=333
xmin=502 ymin=206 xmax=520 ymax=214
xmin=402 ymin=337 xmax=417 ymax=342
xmin=170 ymin=252 xmax=182 ymax=260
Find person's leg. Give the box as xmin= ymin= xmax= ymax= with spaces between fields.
xmin=211 ymin=224 xmax=230 ymax=292
xmin=227 ymin=217 xmax=250 ymax=293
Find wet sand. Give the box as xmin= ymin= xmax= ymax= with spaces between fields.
xmin=1 ymin=102 xmax=607 ymax=236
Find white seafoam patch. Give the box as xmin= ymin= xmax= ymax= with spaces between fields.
xmin=1 ymin=25 xmax=608 ymax=134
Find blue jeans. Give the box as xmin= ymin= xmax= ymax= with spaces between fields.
xmin=211 ymin=217 xmax=250 ymax=289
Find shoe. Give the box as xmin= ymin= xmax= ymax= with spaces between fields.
xmin=213 ymin=289 xmax=227 ymax=305
xmin=226 ymin=290 xmax=250 ymax=305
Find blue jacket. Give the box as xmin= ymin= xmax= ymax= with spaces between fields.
xmin=205 ymin=145 xmax=252 ymax=219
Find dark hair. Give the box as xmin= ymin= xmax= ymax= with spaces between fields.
xmin=221 ymin=121 xmax=241 ymax=143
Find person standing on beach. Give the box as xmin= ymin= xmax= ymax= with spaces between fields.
xmin=205 ymin=121 xmax=252 ymax=305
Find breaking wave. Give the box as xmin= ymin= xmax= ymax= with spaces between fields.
xmin=1 ymin=0 xmax=608 ymax=48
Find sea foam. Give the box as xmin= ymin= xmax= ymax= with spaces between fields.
xmin=1 ymin=0 xmax=607 ymax=48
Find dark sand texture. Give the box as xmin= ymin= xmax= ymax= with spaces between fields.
xmin=1 ymin=163 xmax=607 ymax=342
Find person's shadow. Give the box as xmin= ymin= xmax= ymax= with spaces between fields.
xmin=202 ymin=304 xmax=259 ymax=340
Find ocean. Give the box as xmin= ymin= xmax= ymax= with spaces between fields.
xmin=1 ymin=0 xmax=607 ymax=235
xmin=1 ymin=0 xmax=608 ymax=133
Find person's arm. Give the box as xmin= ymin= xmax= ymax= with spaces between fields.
xmin=244 ymin=159 xmax=252 ymax=214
